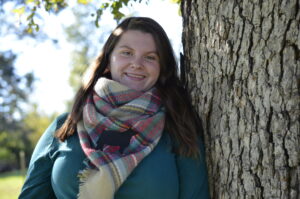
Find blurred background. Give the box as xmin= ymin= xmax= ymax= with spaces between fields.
xmin=0 ymin=0 xmax=182 ymax=198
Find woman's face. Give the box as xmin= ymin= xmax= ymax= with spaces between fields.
xmin=109 ymin=30 xmax=160 ymax=91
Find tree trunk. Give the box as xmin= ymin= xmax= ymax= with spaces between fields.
xmin=181 ymin=0 xmax=300 ymax=198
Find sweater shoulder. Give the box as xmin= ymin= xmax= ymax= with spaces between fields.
xmin=54 ymin=112 xmax=68 ymax=130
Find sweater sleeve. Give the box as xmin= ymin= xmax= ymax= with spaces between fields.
xmin=19 ymin=113 xmax=68 ymax=199
xmin=176 ymin=139 xmax=210 ymax=199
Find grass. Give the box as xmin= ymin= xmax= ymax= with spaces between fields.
xmin=0 ymin=170 xmax=26 ymax=199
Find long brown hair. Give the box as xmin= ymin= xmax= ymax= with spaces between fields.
xmin=56 ymin=17 xmax=203 ymax=157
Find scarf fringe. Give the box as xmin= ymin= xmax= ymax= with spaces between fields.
xmin=78 ymin=168 xmax=115 ymax=199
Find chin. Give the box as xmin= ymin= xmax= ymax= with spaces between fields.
xmin=127 ymin=85 xmax=145 ymax=92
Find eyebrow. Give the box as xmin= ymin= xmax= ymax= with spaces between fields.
xmin=118 ymin=45 xmax=158 ymax=54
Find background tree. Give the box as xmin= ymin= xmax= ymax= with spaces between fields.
xmin=0 ymin=51 xmax=55 ymax=170
xmin=0 ymin=51 xmax=35 ymax=170
xmin=181 ymin=0 xmax=299 ymax=198
xmin=0 ymin=51 xmax=34 ymax=125
xmin=22 ymin=104 xmax=56 ymax=150
xmin=11 ymin=0 xmax=144 ymax=35
xmin=64 ymin=5 xmax=115 ymax=92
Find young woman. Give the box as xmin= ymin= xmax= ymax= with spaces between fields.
xmin=19 ymin=17 xmax=209 ymax=199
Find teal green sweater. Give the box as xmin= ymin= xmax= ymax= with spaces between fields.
xmin=19 ymin=113 xmax=209 ymax=199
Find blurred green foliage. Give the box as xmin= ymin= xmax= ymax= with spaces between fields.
xmin=0 ymin=51 xmax=33 ymax=170
xmin=10 ymin=0 xmax=149 ymax=34
xmin=0 ymin=51 xmax=54 ymax=171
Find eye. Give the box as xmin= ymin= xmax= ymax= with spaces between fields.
xmin=120 ymin=51 xmax=132 ymax=56
xmin=144 ymin=55 xmax=158 ymax=61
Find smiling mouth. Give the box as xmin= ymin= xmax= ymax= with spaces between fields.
xmin=125 ymin=73 xmax=146 ymax=79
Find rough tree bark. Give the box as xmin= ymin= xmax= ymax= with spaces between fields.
xmin=181 ymin=0 xmax=299 ymax=198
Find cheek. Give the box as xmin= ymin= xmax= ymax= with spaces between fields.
xmin=152 ymin=65 xmax=161 ymax=79
xmin=110 ymin=66 xmax=119 ymax=80
xmin=109 ymin=55 xmax=119 ymax=68
xmin=109 ymin=57 xmax=120 ymax=71
xmin=110 ymin=57 xmax=128 ymax=71
xmin=153 ymin=70 xmax=160 ymax=80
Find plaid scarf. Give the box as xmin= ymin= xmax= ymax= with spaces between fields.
xmin=77 ymin=78 xmax=165 ymax=199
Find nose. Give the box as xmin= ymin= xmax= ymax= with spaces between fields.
xmin=130 ymin=56 xmax=143 ymax=69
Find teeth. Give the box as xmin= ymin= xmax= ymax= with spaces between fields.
xmin=126 ymin=73 xmax=145 ymax=78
